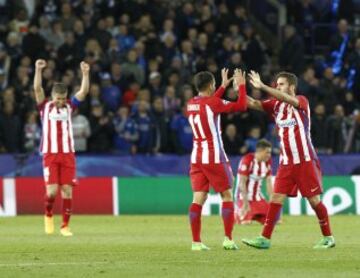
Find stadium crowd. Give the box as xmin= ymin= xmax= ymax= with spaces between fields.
xmin=0 ymin=0 xmax=359 ymax=155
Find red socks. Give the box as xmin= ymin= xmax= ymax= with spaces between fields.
xmin=189 ymin=203 xmax=202 ymax=242
xmin=222 ymin=201 xmax=235 ymax=240
xmin=61 ymin=199 xmax=72 ymax=228
xmin=45 ymin=195 xmax=55 ymax=217
xmin=313 ymin=202 xmax=332 ymax=236
xmin=189 ymin=202 xmax=235 ymax=242
xmin=262 ymin=202 xmax=282 ymax=239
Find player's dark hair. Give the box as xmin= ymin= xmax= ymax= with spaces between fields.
xmin=194 ymin=71 xmax=214 ymax=92
xmin=51 ymin=82 xmax=68 ymax=95
xmin=256 ymin=139 xmax=272 ymax=150
xmin=275 ymin=71 xmax=298 ymax=89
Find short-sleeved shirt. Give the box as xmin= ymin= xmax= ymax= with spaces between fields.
xmin=235 ymin=153 xmax=272 ymax=201
xmin=261 ymin=96 xmax=317 ymax=165
xmin=38 ymin=98 xmax=79 ymax=154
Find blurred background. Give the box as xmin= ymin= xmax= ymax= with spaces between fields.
xmin=0 ymin=0 xmax=359 ymax=217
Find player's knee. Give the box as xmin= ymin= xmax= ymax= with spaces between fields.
xmin=61 ymin=185 xmax=72 ymax=198
xmin=307 ymin=195 xmax=320 ymax=208
xmin=220 ymin=189 xmax=232 ymax=202
xmin=46 ymin=184 xmax=58 ymax=198
xmin=193 ymin=192 xmax=207 ymax=205
xmin=270 ymin=193 xmax=285 ymax=204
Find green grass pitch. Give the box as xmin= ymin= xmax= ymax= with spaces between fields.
xmin=0 ymin=215 xmax=359 ymax=277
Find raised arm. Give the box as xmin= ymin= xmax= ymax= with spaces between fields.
xmin=247 ymin=96 xmax=264 ymax=111
xmin=249 ymin=71 xmax=300 ymax=107
xmin=214 ymin=68 xmax=234 ymax=98
xmin=74 ymin=62 xmax=90 ymax=101
xmin=33 ymin=59 xmax=46 ymax=104
xmin=211 ymin=69 xmax=247 ymax=113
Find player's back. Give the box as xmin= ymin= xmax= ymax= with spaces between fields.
xmin=187 ymin=95 xmax=228 ymax=165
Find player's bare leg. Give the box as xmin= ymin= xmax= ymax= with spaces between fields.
xmin=220 ymin=189 xmax=238 ymax=250
xmin=190 ymin=191 xmax=209 ymax=251
xmin=44 ymin=184 xmax=58 ymax=235
xmin=60 ymin=184 xmax=73 ymax=237
xmin=307 ymin=195 xmax=335 ymax=249
xmin=242 ymin=193 xmax=286 ymax=249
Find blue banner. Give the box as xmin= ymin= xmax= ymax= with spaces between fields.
xmin=0 ymin=154 xmax=359 ymax=177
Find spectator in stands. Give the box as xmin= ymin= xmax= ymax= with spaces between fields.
xmin=311 ymin=103 xmax=330 ymax=154
xmin=46 ymin=20 xmax=65 ymax=50
xmin=59 ymin=2 xmax=77 ymax=32
xmin=342 ymin=91 xmax=358 ymax=116
xmin=23 ymin=110 xmax=41 ymax=153
xmin=116 ymin=24 xmax=136 ymax=52
xmin=133 ymin=100 xmax=154 ymax=154
xmin=279 ymin=25 xmax=305 ymax=75
xmin=163 ymin=85 xmax=181 ymax=116
xmin=0 ymin=42 xmax=10 ymax=88
xmin=113 ymin=106 xmax=138 ymax=154
xmin=170 ymin=105 xmax=192 ymax=154
xmin=100 ymin=72 xmax=121 ymax=113
xmin=91 ymin=18 xmax=112 ymax=51
xmin=72 ymin=109 xmax=91 ymax=152
xmin=319 ymin=67 xmax=341 ymax=112
xmin=242 ymin=24 xmax=267 ymax=73
xmin=244 ymin=126 xmax=261 ymax=153
xmin=222 ymin=124 xmax=246 ymax=155
xmin=0 ymin=101 xmax=22 ymax=152
xmin=326 ymin=104 xmax=349 ymax=153
xmin=58 ymin=32 xmax=82 ymax=72
xmin=148 ymin=72 xmax=164 ymax=98
xmin=121 ymin=49 xmax=145 ymax=85
xmin=152 ymin=97 xmax=170 ymax=154
xmin=88 ymin=104 xmax=114 ymax=152
xmin=328 ymin=19 xmax=352 ymax=74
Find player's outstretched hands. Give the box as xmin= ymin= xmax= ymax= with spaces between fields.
xmin=35 ymin=59 xmax=46 ymax=70
xmin=248 ymin=70 xmax=264 ymax=89
xmin=80 ymin=61 xmax=90 ymax=74
xmin=233 ymin=68 xmax=246 ymax=87
xmin=221 ymin=68 xmax=233 ymax=88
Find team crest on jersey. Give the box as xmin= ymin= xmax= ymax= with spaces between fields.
xmin=241 ymin=164 xmax=247 ymax=171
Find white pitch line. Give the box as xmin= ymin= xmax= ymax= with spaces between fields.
xmin=0 ymin=261 xmax=108 ymax=268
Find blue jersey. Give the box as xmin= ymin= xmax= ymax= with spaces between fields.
xmin=134 ymin=113 xmax=154 ymax=152
xmin=171 ymin=113 xmax=193 ymax=152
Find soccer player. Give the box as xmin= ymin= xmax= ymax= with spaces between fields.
xmin=234 ymin=139 xmax=273 ymax=225
xmin=34 ymin=59 xmax=90 ymax=236
xmin=241 ymin=71 xmax=335 ymax=249
xmin=187 ymin=68 xmax=247 ymax=251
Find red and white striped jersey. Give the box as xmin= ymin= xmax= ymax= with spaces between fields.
xmin=187 ymin=86 xmax=247 ymax=164
xmin=235 ymin=153 xmax=272 ymax=201
xmin=38 ymin=99 xmax=77 ymax=154
xmin=261 ymin=96 xmax=317 ymax=165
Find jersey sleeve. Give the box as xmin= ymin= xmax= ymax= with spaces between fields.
xmin=261 ymin=99 xmax=276 ymax=120
xmin=237 ymin=155 xmax=252 ymax=176
xmin=70 ymin=96 xmax=82 ymax=110
xmin=211 ymin=85 xmax=247 ymax=113
xmin=296 ymin=95 xmax=309 ymax=111
xmin=213 ymin=86 xmax=225 ymax=98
